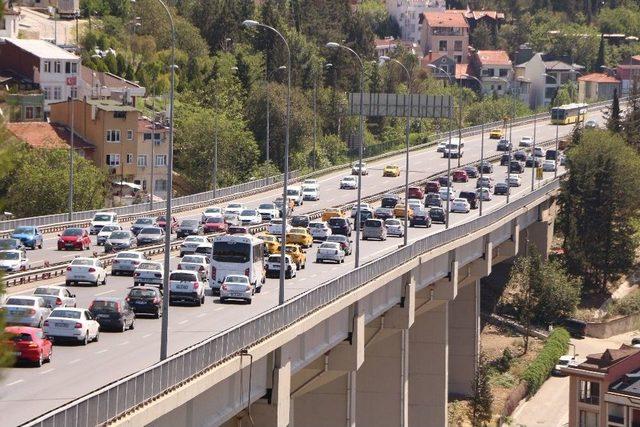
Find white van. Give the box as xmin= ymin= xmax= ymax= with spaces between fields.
xmin=286 ymin=186 xmax=304 ymax=206
xmin=90 ymin=212 xmax=118 ymax=234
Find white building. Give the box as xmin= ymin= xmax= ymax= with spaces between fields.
xmin=1 ymin=1 xmax=21 ymax=39
xmin=385 ymin=0 xmax=445 ymax=46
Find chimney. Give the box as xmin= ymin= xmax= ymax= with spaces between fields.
xmin=428 ymin=50 xmax=433 ymax=62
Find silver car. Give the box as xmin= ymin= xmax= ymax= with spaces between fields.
xmin=133 ymin=261 xmax=164 ymax=287
xmin=362 ymin=219 xmax=387 ymax=241
xmin=111 ymin=251 xmax=148 ymax=275
xmin=104 ymin=230 xmax=137 ymax=252
xmin=2 ymin=295 xmax=50 ymax=327
xmin=219 ymin=274 xmax=254 ymax=304
xmin=96 ymin=224 xmax=123 ymax=245
xmin=315 ymin=242 xmax=345 ymax=264
xmin=384 ymin=218 xmax=404 ymax=237
xmin=179 ymin=236 xmax=209 ymax=257
xmin=33 ymin=285 xmax=76 ymax=308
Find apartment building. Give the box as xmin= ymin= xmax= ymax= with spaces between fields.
xmin=385 ymin=0 xmax=445 ymax=45
xmin=79 ymin=65 xmax=145 ymax=104
xmin=470 ymin=49 xmax=513 ymax=95
xmin=419 ymin=11 xmax=469 ymax=64
xmin=135 ymin=117 xmax=169 ymax=200
xmin=1 ymin=1 xmax=20 ymax=39
xmin=543 ymin=59 xmax=584 ymax=104
xmin=578 ymin=73 xmax=622 ymax=102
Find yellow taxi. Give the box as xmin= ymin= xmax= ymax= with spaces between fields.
xmin=285 ymin=244 xmax=307 ymax=270
xmin=383 ymin=165 xmax=401 ymax=177
xmin=393 ymin=204 xmax=414 ymax=219
xmin=321 ymin=208 xmax=345 ymax=222
xmin=256 ymin=233 xmax=281 ymax=254
xmin=489 ymin=128 xmax=504 ymax=139
xmin=286 ymin=227 xmax=313 ymax=248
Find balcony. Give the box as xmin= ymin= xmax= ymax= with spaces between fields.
xmin=431 ymin=28 xmax=463 ymax=36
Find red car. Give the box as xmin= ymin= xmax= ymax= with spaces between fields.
xmin=452 ymin=170 xmax=469 ymax=183
xmin=57 ymin=227 xmax=91 ymax=251
xmin=203 ymin=216 xmax=228 ymax=233
xmin=227 ymin=226 xmax=249 ymax=235
xmin=408 ymin=186 xmax=424 ymax=200
xmin=425 ymin=180 xmax=441 ymax=194
xmin=156 ymin=216 xmax=178 ymax=234
xmin=5 ymin=326 xmax=52 ymax=366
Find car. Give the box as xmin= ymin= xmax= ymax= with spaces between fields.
xmin=220 ymin=275 xmax=255 ymax=304
xmin=584 ymin=119 xmax=598 ymax=129
xmin=33 ymin=286 xmax=76 ymax=308
xmin=180 ymin=236 xmax=210 ymax=257
xmin=316 ymin=242 xmax=346 ymax=264
xmin=436 ymin=141 xmax=447 ymax=152
xmin=479 ymin=161 xmax=494 ymax=174
xmin=203 ymin=215 xmax=228 ymax=234
xmin=351 ymin=203 xmax=373 ymax=218
xmin=383 ymin=165 xmax=401 ymax=177
xmin=223 ymin=213 xmax=240 ymax=228
xmin=286 ymin=186 xmax=304 ymax=206
xmin=356 ymin=208 xmax=374 ymax=227
xmin=2 ymin=296 xmax=50 ymax=327
xmin=552 ymin=355 xmax=576 ymax=376
xmin=201 ymin=207 xmax=224 ymax=223
xmin=509 ymin=161 xmax=524 ymax=174
xmin=543 ymin=160 xmax=556 ymax=172
xmin=291 ymin=215 xmax=311 ymax=228
xmin=58 ymin=228 xmax=91 ymax=251
xmin=10 ymin=226 xmax=43 ymax=249
xmin=429 ymin=207 xmax=446 ymax=223
xmin=302 ymin=185 xmax=320 ymax=201
xmin=408 ymin=186 xmax=425 ymax=200
xmin=308 ymin=221 xmax=332 ymax=241
xmin=96 ymin=224 xmax=123 ymax=246
xmin=0 ymin=238 xmax=24 ymax=251
xmin=410 ymin=209 xmax=432 ymax=228
xmin=384 ymin=218 xmax=404 ymax=236
xmin=476 ymin=177 xmax=494 ymax=189
xmin=513 ymin=150 xmax=527 ymax=162
xmin=437 ymin=176 xmax=451 ymax=187
xmin=351 ymin=161 xmax=368 ymax=175
xmin=111 ymin=251 xmax=148 ymax=276
xmin=533 ymin=147 xmax=546 ymax=158
xmin=500 ymin=154 xmax=511 ymax=166
xmin=126 ymin=286 xmax=163 ymax=318
xmin=0 ymin=249 xmax=29 ymax=272
xmin=104 ymin=230 xmax=137 ymax=252
xmin=374 ymin=207 xmax=395 ymax=220
xmin=463 ymin=165 xmax=479 ymax=178
xmin=228 ymin=225 xmax=250 ymax=235
xmin=321 ymin=208 xmax=345 ymax=222
xmin=452 ymin=170 xmax=468 ymax=183
xmin=439 ymin=187 xmax=456 ymax=201
xmin=43 ymin=307 xmax=100 ymax=345
xmin=328 ymin=217 xmax=352 ymax=237
xmin=303 ymin=178 xmax=319 ymax=188
xmin=268 ymin=218 xmax=291 ymax=235
xmin=494 ymin=182 xmax=509 ymax=195
xmin=425 ymin=193 xmax=443 ymax=208
xmin=136 ymin=227 xmax=165 ymax=246
xmin=65 ymin=257 xmax=106 ymax=286
xmin=560 ymin=154 xmax=567 ymax=166
xmin=525 ymin=156 xmax=542 ymax=168
xmin=89 ymin=297 xmax=135 ymax=332
xmin=274 ymin=197 xmax=295 ymax=217
xmin=286 ymin=227 xmax=313 ymax=248
xmin=176 ymin=219 xmax=204 ymax=238
xmin=257 ymin=233 xmax=281 ymax=254
xmin=507 ymin=174 xmax=522 ymax=187
xmin=285 ymin=244 xmax=307 ymax=270
xmin=476 ymin=187 xmax=492 ymax=201
xmin=458 ymin=191 xmax=479 ymax=209
xmin=133 ymin=261 xmax=164 ymax=287
xmin=545 ymin=149 xmax=559 ymax=160
xmin=326 ymin=235 xmax=352 ymax=255
xmin=497 ymin=139 xmax=512 ymax=151
xmin=425 ymin=181 xmax=441 ymax=194
xmin=168 ymin=270 xmax=206 ymax=306
xmin=238 ymin=209 xmax=262 ymax=226
xmin=519 ymin=136 xmax=534 ymax=147
xmin=489 ymin=128 xmax=504 ymax=139
xmin=451 ymin=198 xmax=471 ymax=213
xmin=393 ymin=204 xmax=414 ymax=220
xmin=192 ymin=245 xmax=213 ymax=263
xmin=130 ymin=217 xmax=156 ymax=236
xmin=225 ymin=203 xmax=245 ymax=215
xmin=257 ymin=203 xmax=280 ymax=221
xmin=362 ymin=219 xmax=387 ymax=240
xmin=266 ymin=254 xmax=297 ymax=279
xmin=381 ymin=194 xmax=401 ymax=208
xmin=443 ymin=146 xmax=463 ymax=158
xmin=340 ymin=176 xmax=358 ymax=189
xmin=407 ymin=199 xmax=424 ymax=213
xmin=89 ymin=211 xmax=118 ymax=235
xmin=4 ymin=326 xmax=52 ymax=366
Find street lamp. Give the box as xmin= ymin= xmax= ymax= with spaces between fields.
xmin=494 ymin=77 xmax=516 ymax=203
xmin=326 ymin=41 xmax=366 ymax=267
xmin=265 ymin=65 xmax=287 ymax=169
xmin=243 ymin=19 xmax=292 ymax=305
xmin=379 ymin=55 xmax=411 ymax=246
xmin=543 ymin=73 xmax=560 ymax=178
xmin=462 ymin=74 xmax=486 ymax=217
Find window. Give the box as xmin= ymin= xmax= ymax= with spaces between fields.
xmin=143 ymin=133 xmax=152 ymax=141
xmin=70 ymin=86 xmax=77 ymax=99
xmin=113 ymin=111 xmax=127 ymax=119
xmin=545 ymin=74 xmax=557 ymax=85
xmin=43 ymin=87 xmax=51 ymax=100
xmin=43 ymin=61 xmax=51 ymax=73
xmin=106 ymin=154 xmax=120 ymax=166
xmin=454 ymin=55 xmax=462 ymax=64
xmin=155 ymin=179 xmax=167 ymax=191
xmin=545 ymin=87 xmax=557 ymax=99
xmin=632 ymin=409 xmax=640 ymax=427
xmin=54 ymin=61 xmax=61 ymax=73
xmin=34 ymin=107 xmax=42 ymax=118
xmin=497 ymin=85 xmax=502 ymax=91
xmin=65 ymin=62 xmax=71 ymax=73
xmin=155 ymin=155 xmax=167 ymax=166
xmin=608 ymin=403 xmax=624 ymax=425
xmin=579 ymin=410 xmax=598 ymax=427
xmin=127 ymin=130 xmax=133 ymax=140
xmin=126 ymin=154 xmax=134 ymax=164
xmin=499 ymin=68 xmax=509 ymax=77
xmin=154 ymin=132 xmax=162 ymax=141
xmin=454 ymin=40 xmax=462 ymax=51
xmin=71 ymin=63 xmax=77 ymax=73
xmin=137 ymin=155 xmax=147 ymax=167
xmin=25 ymin=106 xmax=34 ymax=120
xmin=106 ymin=130 xmax=121 ymax=143
xmin=0 ymin=18 xmax=5 ymax=30
xmin=53 ymin=86 xmax=61 ymax=100
xmin=579 ymin=380 xmax=600 ymax=405
xmin=438 ymin=40 xmax=447 ymax=51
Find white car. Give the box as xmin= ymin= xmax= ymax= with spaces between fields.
xmin=224 ymin=203 xmax=245 ymax=215
xmin=0 ymin=249 xmax=29 ymax=272
xmin=384 ymin=218 xmax=404 ymax=237
xmin=553 ymin=355 xmax=576 ymax=376
xmin=350 ymin=203 xmax=372 ymax=218
xmin=542 ymin=160 xmax=556 ymax=172
xmin=316 ymin=242 xmax=345 ymax=264
xmin=584 ymin=119 xmax=598 ymax=129
xmin=201 ymin=207 xmax=223 ymax=223
xmin=168 ymin=270 xmax=206 ymax=306
xmin=340 ymin=176 xmax=358 ymax=189
xmin=407 ymin=199 xmax=424 ymax=212
xmin=286 ymin=186 xmax=304 ymax=206
xmin=179 ymin=235 xmax=209 ymax=257
xmin=476 ymin=188 xmax=492 ymax=201
xmin=193 ymin=244 xmax=213 ymax=263
xmin=257 ymin=203 xmax=280 ymax=221
xmin=268 ymin=218 xmax=291 ymax=235
xmin=2 ymin=296 xmax=50 ymax=327
xmin=65 ymin=257 xmax=107 ymax=286
xmin=43 ymin=308 xmax=100 ymax=345
xmin=351 ymin=161 xmax=368 ymax=175
xmin=303 ymin=178 xmax=319 ymax=187
xmin=238 ymin=209 xmax=262 ymax=226
xmin=308 ymin=221 xmax=332 ymax=240
xmin=220 ymin=274 xmax=254 ymax=304
xmin=266 ymin=254 xmax=297 ymax=279
xmin=302 ymin=185 xmax=320 ymax=201
xmin=519 ymin=136 xmax=534 ymax=147
xmin=96 ymin=224 xmax=123 ymax=245
xmin=90 ymin=211 xmax=118 ymax=234
xmin=439 ymin=187 xmax=457 ymax=201
xmin=436 ymin=142 xmax=447 ymax=152
xmin=450 ymin=198 xmax=471 ymax=213
xmin=133 ymin=261 xmax=164 ymax=287
xmin=33 ymin=285 xmax=76 ymax=308
xmin=177 ymin=255 xmax=209 ymax=280
xmin=111 ymin=251 xmax=147 ymax=275
xmin=507 ymin=174 xmax=522 ymax=187
xmin=533 ymin=147 xmax=546 ymax=158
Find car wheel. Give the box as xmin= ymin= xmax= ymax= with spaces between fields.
xmin=46 ymin=347 xmax=52 ymax=363
xmin=65 ymin=280 xmax=71 ymax=286
xmin=220 ymin=297 xmax=227 ymax=304
xmin=38 ymin=242 xmax=43 ymax=249
xmin=201 ymin=295 xmax=205 ymax=304
xmin=36 ymin=351 xmax=44 ymax=367
xmin=246 ymin=299 xmax=252 ymax=305
xmin=93 ymin=280 xmax=98 ymax=287
xmin=121 ymin=322 xmax=127 ymax=333
xmin=179 ymin=252 xmax=184 ymax=257
xmin=155 ymin=309 xmax=162 ymax=319
xmin=102 ymin=276 xmax=107 ymax=285
xmin=130 ymin=319 xmax=135 ymax=330
xmin=195 ymin=297 xmax=202 ymax=307
xmin=256 ymin=285 xmax=262 ymax=293
xmin=341 ymin=258 xmax=345 ymax=263
xmin=37 ymin=317 xmax=43 ymax=328
xmin=94 ymin=331 xmax=99 ymax=342
xmin=81 ymin=333 xmax=89 ymax=346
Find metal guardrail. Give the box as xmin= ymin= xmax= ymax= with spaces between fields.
xmin=23 ymin=175 xmax=563 ymax=427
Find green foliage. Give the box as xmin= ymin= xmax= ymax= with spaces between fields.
xmin=522 ymin=328 xmax=570 ymax=395
xmin=598 ymin=4 xmax=640 ymax=35
xmin=496 ymin=348 xmax=514 ymax=373
xmin=609 ymin=291 xmax=640 ymax=317
xmin=471 ymin=21 xmax=495 ymax=50
xmin=469 ymin=352 xmax=493 ymax=426
xmin=357 ymin=0 xmax=400 ymax=38
xmin=464 ymin=96 xmax=532 ymax=126
xmin=605 ymin=88 xmax=621 ymax=133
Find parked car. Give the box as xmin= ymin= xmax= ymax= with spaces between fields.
xmin=328 ymin=217 xmax=352 ymax=237
xmin=65 ymin=257 xmax=106 ymax=286
xmin=133 ymin=261 xmax=164 ymax=287
xmin=381 ymin=194 xmax=401 ymax=208
xmin=257 ymin=203 xmax=280 ymax=221
xmin=494 ymin=182 xmax=509 ymax=195
xmin=201 ymin=207 xmax=223 ymax=223
xmin=130 ymin=217 xmax=156 ymax=236
xmin=96 ymin=224 xmax=123 ymax=246
xmin=220 ymin=275 xmax=255 ymax=304
xmin=410 ymin=209 xmax=431 ymax=228
xmin=126 ymin=286 xmax=163 ymax=318
xmin=2 ymin=296 xmax=50 ymax=327
xmin=266 ymin=254 xmax=297 ymax=278
xmin=43 ymin=307 xmax=100 ymax=345
xmin=308 ymin=221 xmax=332 ymax=241
xmin=384 ymin=218 xmax=404 ymax=237
xmin=340 ymin=176 xmax=358 ymax=189
xmin=429 ymin=207 xmax=446 ymax=223
xmin=452 ymin=170 xmax=468 ymax=183
xmin=10 ymin=226 xmax=43 ymax=250
xmin=111 ymin=251 xmax=148 ymax=276
xmin=291 ymin=215 xmax=311 ymax=228
xmin=136 ymin=227 xmax=165 ymax=246
xmin=458 ymin=191 xmax=479 ymax=209
xmin=451 ymin=198 xmax=471 ymax=213
xmin=176 ymin=219 xmax=204 ymax=238
xmin=552 ymin=355 xmax=576 ymax=376
xmin=89 ymin=211 xmax=118 ymax=235
xmin=326 ymin=235 xmax=352 ymax=255
xmin=315 ymin=242 xmax=345 ymax=264
xmin=351 ymin=161 xmax=368 ymax=175
xmin=0 ymin=238 xmax=23 ymax=251
xmin=89 ymin=297 xmax=135 ymax=332
xmin=4 ymin=326 xmax=52 ymax=366
xmin=33 ymin=285 xmax=76 ymax=308
xmin=362 ymin=219 xmax=387 ymax=241
xmin=0 ymin=250 xmax=29 ymax=272
xmin=57 ymin=228 xmax=91 ymax=251
xmin=104 ymin=230 xmax=137 ymax=252
xmin=168 ymin=270 xmax=206 ymax=306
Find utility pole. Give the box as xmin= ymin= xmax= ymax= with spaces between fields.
xmin=312 ymin=75 xmax=317 ymax=170
xmin=68 ymin=97 xmax=75 ymax=221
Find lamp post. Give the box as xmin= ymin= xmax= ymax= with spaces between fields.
xmin=380 ymin=55 xmax=411 ymax=246
xmin=326 ymin=41 xmax=366 ymax=266
xmin=244 ymin=20 xmax=292 ymax=305
xmin=462 ymin=74 xmax=486 ymax=216
xmin=265 ymin=65 xmax=287 ymax=168
xmin=68 ymin=96 xmax=74 ymax=221
xmin=495 ymin=77 xmax=515 ymax=203
xmin=543 ymin=73 xmax=560 ymax=177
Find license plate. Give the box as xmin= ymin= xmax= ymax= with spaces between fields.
xmin=55 ymin=322 xmax=66 ymax=327
xmin=97 ymin=314 xmax=109 ymax=318
xmin=177 ymin=284 xmax=189 ymax=289
xmin=133 ymin=301 xmax=145 ymax=305
xmin=231 ymin=292 xmax=243 ymax=297
xmin=13 ymin=351 xmax=21 ymax=356
xmin=65 ymin=244 xmax=73 ymax=248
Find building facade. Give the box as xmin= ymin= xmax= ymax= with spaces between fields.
xmin=543 ymin=60 xmax=584 ymax=105
xmin=385 ymin=0 xmax=445 ymax=45
xmin=1 ymin=1 xmax=20 ymax=39
xmin=135 ymin=117 xmax=168 ymax=200
xmin=578 ymin=73 xmax=622 ymax=102
xmin=420 ymin=11 xmax=469 ymax=64
xmin=470 ymin=49 xmax=513 ymax=95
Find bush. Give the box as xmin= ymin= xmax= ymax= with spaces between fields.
xmin=522 ymin=328 xmax=570 ymax=395
xmin=496 ymin=348 xmax=514 ymax=373
xmin=609 ymin=291 xmax=640 ymax=317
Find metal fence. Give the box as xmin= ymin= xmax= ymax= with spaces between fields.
xmin=23 ymin=176 xmax=562 ymax=427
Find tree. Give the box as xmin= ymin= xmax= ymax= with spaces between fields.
xmin=595 ymin=35 xmax=606 ymax=71
xmin=470 ymin=21 xmax=494 ymax=50
xmin=551 ymin=85 xmax=572 ymax=107
xmin=469 ymin=352 xmax=493 ymax=426
xmin=622 ymin=80 xmax=640 ymax=148
xmin=605 ymin=88 xmax=621 ymax=133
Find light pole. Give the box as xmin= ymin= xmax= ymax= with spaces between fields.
xmin=244 ymin=20 xmax=292 ymax=305
xmin=496 ymin=77 xmax=515 ymax=204
xmin=68 ymin=96 xmax=74 ymax=221
xmin=380 ymin=55 xmax=411 ymax=246
xmin=462 ymin=74 xmax=486 ymax=216
xmin=265 ymin=65 xmax=287 ymax=168
xmin=543 ymin=73 xmax=560 ymax=177
xmin=326 ymin=41 xmax=366 ymax=266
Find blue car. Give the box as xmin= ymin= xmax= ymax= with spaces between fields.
xmin=10 ymin=226 xmax=43 ymax=250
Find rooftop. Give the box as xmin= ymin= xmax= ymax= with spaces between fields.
xmin=578 ymin=72 xmax=621 ymax=84
xmin=577 ymin=345 xmax=640 ymax=372
xmin=80 ymin=66 xmax=144 ymax=94
xmin=610 ymin=369 xmax=640 ymax=397
xmin=476 ymin=50 xmax=511 ymax=66
xmin=374 ymin=37 xmax=397 ymax=48
xmin=86 ymin=99 xmax=138 ymax=112
xmin=3 ymin=38 xmax=79 ymax=61
xmin=423 ymin=12 xmax=469 ymax=28
xmin=544 ymin=60 xmax=585 ymax=72
xmin=6 ymin=122 xmax=94 ymax=151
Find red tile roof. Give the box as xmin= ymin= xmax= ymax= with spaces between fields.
xmin=424 ymin=12 xmax=469 ymax=28
xmin=374 ymin=38 xmax=397 ymax=48
xmin=420 ymin=52 xmax=447 ymax=68
xmin=578 ymin=345 xmax=640 ymax=372
xmin=578 ymin=72 xmax=621 ymax=84
xmin=6 ymin=122 xmax=94 ymax=153
xmin=476 ymin=50 xmax=511 ymax=66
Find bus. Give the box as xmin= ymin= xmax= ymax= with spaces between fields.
xmin=210 ymin=234 xmax=265 ymax=295
xmin=550 ymin=103 xmax=587 ymax=125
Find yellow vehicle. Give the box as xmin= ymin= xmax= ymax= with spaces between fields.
xmin=550 ymin=103 xmax=587 ymax=125
xmin=489 ymin=128 xmax=504 ymax=139
xmin=321 ymin=208 xmax=345 ymax=222
xmin=286 ymin=227 xmax=313 ymax=248
xmin=285 ymin=244 xmax=307 ymax=269
xmin=383 ymin=165 xmax=401 ymax=177
xmin=393 ymin=204 xmax=414 ymax=220
xmin=256 ymin=233 xmax=281 ymax=254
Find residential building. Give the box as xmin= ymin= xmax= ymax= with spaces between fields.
xmin=469 ymin=49 xmax=513 ymax=95
xmin=6 ymin=121 xmax=94 ymax=158
xmin=616 ymin=61 xmax=640 ymax=95
xmin=420 ymin=51 xmax=456 ymax=78
xmin=374 ymin=37 xmax=398 ymax=58
xmin=1 ymin=1 xmax=21 ymax=39
xmin=563 ymin=345 xmax=640 ymax=427
xmin=135 ymin=117 xmax=169 ymax=200
xmin=514 ymin=51 xmax=546 ymax=108
xmin=419 ymin=11 xmax=469 ymax=64
xmin=384 ymin=0 xmax=445 ymax=45
xmin=447 ymin=7 xmax=505 ymax=33
xmin=0 ymin=38 xmax=81 ymax=112
xmin=5 ymin=92 xmax=45 ymax=121
xmin=79 ymin=65 xmax=145 ymax=103
xmin=543 ymin=59 xmax=584 ymax=105
xmin=578 ymin=73 xmax=622 ymax=102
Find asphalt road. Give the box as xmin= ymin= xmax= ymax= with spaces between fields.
xmin=0 ymin=113 xmax=599 ymax=426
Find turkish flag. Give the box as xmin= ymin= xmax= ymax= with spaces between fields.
xmin=66 ymin=76 xmax=77 ymax=86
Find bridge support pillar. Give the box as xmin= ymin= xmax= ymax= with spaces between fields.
xmin=250 ymin=349 xmax=292 ymax=427
xmin=527 ymin=220 xmax=554 ymax=260
xmin=433 ymin=250 xmax=458 ymax=301
xmin=448 ymin=278 xmax=480 ymax=397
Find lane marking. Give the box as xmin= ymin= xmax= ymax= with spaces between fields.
xmin=142 ymin=333 xmax=153 ymax=338
xmin=68 ymin=358 xmax=81 ymax=365
xmin=118 ymin=341 xmax=130 ymax=346
xmin=39 ymin=369 xmax=54 ymax=375
xmin=96 ymin=289 xmax=115 ymax=296
xmin=95 ymin=349 xmax=109 ymax=355
xmin=178 ymin=319 xmax=189 ymax=325
xmin=213 ymin=307 xmax=224 ymax=312
xmin=6 ymin=379 xmax=24 ymax=386
xmin=196 ymin=312 xmax=207 ymax=318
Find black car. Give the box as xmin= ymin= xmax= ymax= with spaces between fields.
xmin=525 ymin=156 xmax=542 ymax=168
xmin=513 ymin=151 xmax=527 ymax=162
xmin=126 ymin=286 xmax=163 ymax=318
xmin=0 ymin=238 xmax=24 ymax=251
xmin=358 ymin=209 xmax=374 ymax=226
xmin=500 ymin=154 xmax=511 ymax=166
xmin=429 ymin=207 xmax=446 ymax=223
xmin=89 ymin=297 xmax=135 ymax=331
xmin=326 ymin=234 xmax=352 ymax=255
xmin=463 ymin=166 xmax=479 ymax=178
xmin=458 ymin=191 xmax=479 ymax=209
xmin=494 ymin=182 xmax=509 ymax=195
xmin=374 ymin=207 xmax=395 ymax=220
xmin=381 ymin=194 xmax=400 ymax=208
xmin=328 ymin=217 xmax=352 ymax=237
xmin=130 ymin=217 xmax=156 ymax=235
xmin=176 ymin=219 xmax=203 ymax=238
xmin=410 ymin=208 xmax=432 ymax=227
xmin=509 ymin=161 xmax=524 ymax=174
xmin=291 ymin=215 xmax=311 ymax=228
xmin=546 ymin=149 xmax=558 ymax=160
xmin=497 ymin=139 xmax=512 ymax=151
xmin=479 ymin=161 xmax=494 ymax=174
xmin=425 ymin=193 xmax=443 ymax=207
xmin=437 ymin=176 xmax=451 ymax=187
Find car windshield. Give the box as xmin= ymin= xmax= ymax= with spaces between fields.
xmin=328 ymin=218 xmax=346 ymax=226
xmin=156 ymin=216 xmax=167 ymax=222
xmin=309 ymin=222 xmax=325 ymax=228
xmin=138 ymin=262 xmax=161 ymax=270
xmin=386 ymin=220 xmax=401 ymax=226
xmin=365 ymin=220 xmax=381 ymax=227
xmin=304 ymin=180 xmax=317 ymax=185
xmin=170 ymin=272 xmax=197 ymax=281
xmin=185 ymin=236 xmax=205 ymax=242
xmin=343 ymin=177 xmax=356 ymax=181
xmin=62 ymin=228 xmax=83 ymax=236
xmin=259 ymin=204 xmax=275 ymax=209
xmin=320 ymin=243 xmax=338 ymax=249
xmin=117 ymin=253 xmax=139 ymax=259
xmin=207 ymin=217 xmax=223 ymax=223
xmin=302 ymin=187 xmax=315 ymax=192
xmin=5 ymin=298 xmax=34 ymax=306
xmin=182 ymin=255 xmax=206 ymax=264
xmin=129 ymin=288 xmax=157 ymax=298
xmin=50 ymin=309 xmax=81 ymax=319
xmin=101 ymin=225 xmax=119 ymax=232
xmin=71 ymin=258 xmax=93 ymax=266
xmin=140 ymin=228 xmax=161 ymax=235
xmin=13 ymin=227 xmax=34 ymax=235
xmin=228 ymin=204 xmax=242 ymax=209
xmin=212 ymin=241 xmax=251 ymax=263
xmin=290 ymin=227 xmax=307 ymax=234
xmin=94 ymin=214 xmax=112 ymax=221
xmin=181 ymin=220 xmax=199 ymax=227
xmin=205 ymin=208 xmax=221 ymax=213
xmin=135 ymin=218 xmax=153 ymax=225
xmin=327 ymin=235 xmax=347 ymax=242
xmin=110 ymin=231 xmax=130 ymax=239
xmin=91 ymin=300 xmax=119 ymax=311
xmin=0 ymin=239 xmax=18 ymax=249
xmin=35 ymin=287 xmax=59 ymax=296
xmin=11 ymin=333 xmax=34 ymax=342
xmin=0 ymin=252 xmax=19 ymax=260
xmin=240 ymin=210 xmax=257 ymax=216
xmin=226 ymin=275 xmax=249 ymax=284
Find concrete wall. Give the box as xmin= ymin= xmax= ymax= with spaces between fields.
xmin=586 ymin=313 xmax=640 ymax=339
